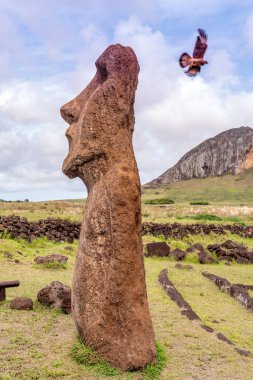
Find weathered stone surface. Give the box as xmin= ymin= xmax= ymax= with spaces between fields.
xmin=10 ymin=297 xmax=33 ymax=310
xmin=148 ymin=126 xmax=253 ymax=185
xmin=34 ymin=254 xmax=68 ymax=265
xmin=37 ymin=281 xmax=71 ymax=310
xmin=61 ymin=44 xmax=156 ymax=370
xmin=145 ymin=242 xmax=170 ymax=257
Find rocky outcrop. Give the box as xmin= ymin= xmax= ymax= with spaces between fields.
xmin=148 ymin=126 xmax=253 ymax=186
xmin=61 ymin=44 xmax=156 ymax=370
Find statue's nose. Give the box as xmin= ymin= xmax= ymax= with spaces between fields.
xmin=60 ymin=101 xmax=80 ymax=125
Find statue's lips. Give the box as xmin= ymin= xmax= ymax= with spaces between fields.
xmin=62 ymin=154 xmax=96 ymax=178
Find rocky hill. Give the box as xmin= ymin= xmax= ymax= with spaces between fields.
xmin=147 ymin=126 xmax=253 ymax=186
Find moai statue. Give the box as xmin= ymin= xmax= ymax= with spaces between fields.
xmin=61 ymin=44 xmax=157 ymax=370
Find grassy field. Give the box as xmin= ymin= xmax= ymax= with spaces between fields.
xmin=142 ymin=168 xmax=253 ymax=205
xmin=0 ymin=175 xmax=253 ymax=379
xmin=0 ymin=232 xmax=253 ymax=379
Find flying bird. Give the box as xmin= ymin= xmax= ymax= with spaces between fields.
xmin=179 ymin=28 xmax=208 ymax=77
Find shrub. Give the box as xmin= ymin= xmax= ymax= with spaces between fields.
xmin=144 ymin=198 xmax=174 ymax=205
xmin=190 ymin=201 xmax=209 ymax=205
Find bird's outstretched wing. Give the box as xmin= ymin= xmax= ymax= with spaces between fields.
xmin=193 ymin=28 xmax=207 ymax=58
xmin=185 ymin=66 xmax=201 ymax=77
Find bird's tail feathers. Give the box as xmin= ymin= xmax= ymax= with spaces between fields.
xmin=179 ymin=52 xmax=192 ymax=68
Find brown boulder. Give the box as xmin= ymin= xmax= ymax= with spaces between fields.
xmin=61 ymin=44 xmax=157 ymax=370
xmin=10 ymin=297 xmax=33 ymax=310
xmin=198 ymin=250 xmax=217 ymax=264
xmin=37 ymin=281 xmax=71 ymax=311
xmin=145 ymin=242 xmax=170 ymax=257
xmin=171 ymin=248 xmax=186 ymax=261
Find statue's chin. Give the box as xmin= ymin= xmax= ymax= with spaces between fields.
xmin=62 ymin=156 xmax=79 ymax=179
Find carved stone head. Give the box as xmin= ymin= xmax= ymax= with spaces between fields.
xmin=61 ymin=44 xmax=140 ymax=188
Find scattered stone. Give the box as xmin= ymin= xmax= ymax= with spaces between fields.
xmin=10 ymin=297 xmax=33 ymax=310
xmin=145 ymin=242 xmax=170 ymax=257
xmin=65 ymin=246 xmax=74 ymax=251
xmin=198 ymin=250 xmax=217 ymax=264
xmin=171 ymin=248 xmax=186 ymax=261
xmin=202 ymin=272 xmax=253 ymax=312
xmin=192 ymin=243 xmax=204 ymax=251
xmin=158 ymin=269 xmax=200 ymax=321
xmin=3 ymin=251 xmax=13 ymax=259
xmin=175 ymin=263 xmax=193 ymax=270
xmin=217 ymin=333 xmax=234 ymax=345
xmin=235 ymin=348 xmax=251 ymax=357
xmin=207 ymin=240 xmax=253 ymax=264
xmin=225 ymin=261 xmax=231 ymax=266
xmin=159 ymin=268 xmax=251 ymax=357
xmin=34 ymin=254 xmax=68 ymax=265
xmin=60 ymin=44 xmax=157 ymax=370
xmin=37 ymin=281 xmax=71 ymax=310
xmin=201 ymin=324 xmax=214 ymax=333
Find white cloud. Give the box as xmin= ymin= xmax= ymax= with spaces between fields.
xmin=1 ymin=11 xmax=253 ymax=199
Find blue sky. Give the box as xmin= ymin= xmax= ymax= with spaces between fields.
xmin=1 ymin=0 xmax=253 ymax=200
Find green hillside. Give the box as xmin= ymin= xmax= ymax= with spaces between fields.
xmin=142 ymin=168 xmax=253 ymax=205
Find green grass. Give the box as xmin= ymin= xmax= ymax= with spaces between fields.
xmin=71 ymin=338 xmax=120 ymax=376
xmin=144 ymin=198 xmax=175 ymax=205
xmin=142 ymin=168 xmax=253 ymax=204
xmin=71 ymin=339 xmax=167 ymax=379
xmin=34 ymin=261 xmax=68 ymax=270
xmin=188 ymin=214 xmax=223 ymax=221
xmin=0 ymin=232 xmax=253 ymax=379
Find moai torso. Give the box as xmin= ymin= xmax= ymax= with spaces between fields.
xmin=61 ymin=44 xmax=156 ymax=370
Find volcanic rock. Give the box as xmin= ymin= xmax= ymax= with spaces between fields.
xmin=171 ymin=248 xmax=186 ymax=261
xmin=148 ymin=126 xmax=253 ymax=185
xmin=10 ymin=297 xmax=33 ymax=310
xmin=198 ymin=250 xmax=217 ymax=264
xmin=145 ymin=242 xmax=170 ymax=257
xmin=37 ymin=281 xmax=71 ymax=310
xmin=60 ymin=44 xmax=156 ymax=370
